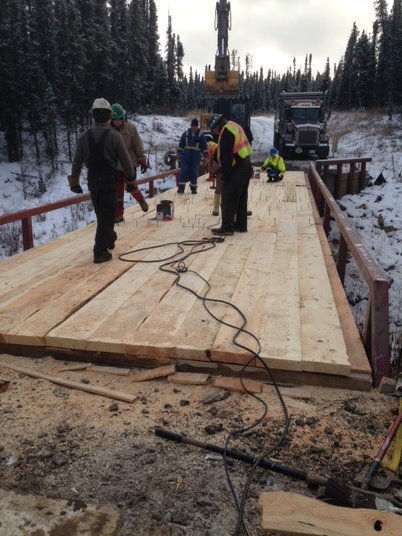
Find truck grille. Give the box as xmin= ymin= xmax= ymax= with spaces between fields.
xmin=296 ymin=130 xmax=319 ymax=146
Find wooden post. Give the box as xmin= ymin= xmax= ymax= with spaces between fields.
xmin=359 ymin=161 xmax=367 ymax=191
xmin=335 ymin=164 xmax=343 ymax=199
xmin=336 ymin=235 xmax=348 ymax=284
xmin=347 ymin=162 xmax=356 ymax=195
xmin=148 ymin=180 xmax=155 ymax=198
xmin=371 ymin=279 xmax=391 ymax=386
xmin=21 ymin=217 xmax=34 ymax=250
xmin=323 ymin=203 xmax=331 ymax=236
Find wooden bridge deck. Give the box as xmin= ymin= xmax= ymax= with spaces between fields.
xmin=0 ymin=172 xmax=372 ymax=389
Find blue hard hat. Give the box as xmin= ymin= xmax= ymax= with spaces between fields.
xmin=269 ymin=147 xmax=278 ymax=157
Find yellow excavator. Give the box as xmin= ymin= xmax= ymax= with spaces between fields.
xmin=202 ymin=0 xmax=252 ymax=141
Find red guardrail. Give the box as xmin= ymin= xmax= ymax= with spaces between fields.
xmin=308 ymin=161 xmax=390 ymax=386
xmin=0 ymin=169 xmax=179 ymax=250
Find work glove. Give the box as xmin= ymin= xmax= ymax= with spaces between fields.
xmin=68 ymin=175 xmax=83 ymax=194
xmin=138 ymin=159 xmax=148 ymax=174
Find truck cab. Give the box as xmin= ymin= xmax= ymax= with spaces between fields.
xmin=274 ymin=91 xmax=330 ymax=159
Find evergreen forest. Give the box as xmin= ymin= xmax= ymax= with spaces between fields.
xmin=0 ymin=0 xmax=401 ymax=165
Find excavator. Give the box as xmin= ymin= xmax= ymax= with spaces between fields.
xmin=202 ymin=0 xmax=252 ymax=140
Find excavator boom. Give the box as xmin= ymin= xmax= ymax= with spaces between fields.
xmin=205 ymin=0 xmax=239 ymax=93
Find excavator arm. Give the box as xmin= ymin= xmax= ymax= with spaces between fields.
xmin=214 ymin=0 xmax=231 ymax=80
xmin=205 ymin=0 xmax=239 ymax=94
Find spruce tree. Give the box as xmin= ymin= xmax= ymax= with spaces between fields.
xmin=336 ymin=23 xmax=359 ymax=109
xmin=127 ymin=0 xmax=149 ymax=110
xmin=0 ymin=0 xmax=28 ymax=161
xmin=109 ymin=0 xmax=129 ymax=104
xmin=374 ymin=0 xmax=395 ymax=116
xmin=355 ymin=31 xmax=375 ymax=108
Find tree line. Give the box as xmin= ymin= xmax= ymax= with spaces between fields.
xmin=0 ymin=0 xmax=401 ymax=166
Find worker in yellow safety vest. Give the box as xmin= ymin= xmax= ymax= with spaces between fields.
xmin=262 ymin=147 xmax=286 ymax=182
xmin=207 ymin=114 xmax=253 ymax=235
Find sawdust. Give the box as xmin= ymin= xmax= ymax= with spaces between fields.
xmin=0 ymin=354 xmax=399 ymax=536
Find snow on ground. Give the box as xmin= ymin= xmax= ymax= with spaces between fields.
xmin=0 ymin=111 xmax=401 ymax=362
xmin=327 ymin=111 xmax=402 ymax=362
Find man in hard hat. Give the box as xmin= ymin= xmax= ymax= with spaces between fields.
xmin=68 ymin=98 xmax=137 ymax=264
xmin=176 ymin=118 xmax=208 ymax=194
xmin=262 ymin=147 xmax=286 ymax=182
xmin=207 ymin=113 xmax=252 ymax=235
xmin=111 ymin=103 xmax=149 ymax=221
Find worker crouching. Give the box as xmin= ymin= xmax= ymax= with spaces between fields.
xmin=262 ymin=147 xmax=286 ymax=182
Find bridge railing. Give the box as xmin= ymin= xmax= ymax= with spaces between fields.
xmin=315 ymin=157 xmax=372 ymax=199
xmin=308 ymin=161 xmax=390 ymax=386
xmin=0 ymin=169 xmax=179 ymax=251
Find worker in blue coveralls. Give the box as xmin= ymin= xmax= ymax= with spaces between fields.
xmin=176 ymin=118 xmax=208 ymax=194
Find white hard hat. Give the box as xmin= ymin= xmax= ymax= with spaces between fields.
xmin=91 ymin=98 xmax=111 ymax=111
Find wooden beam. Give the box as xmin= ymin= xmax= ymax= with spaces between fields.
xmin=131 ymin=364 xmax=176 ymax=382
xmin=0 ymin=362 xmax=136 ymax=403
xmin=261 ymin=491 xmax=402 ymax=535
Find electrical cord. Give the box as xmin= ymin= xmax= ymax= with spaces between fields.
xmin=119 ymin=236 xmax=290 ymax=536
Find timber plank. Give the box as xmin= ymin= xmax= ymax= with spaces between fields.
xmin=0 ymin=173 xmax=372 ymax=387
xmin=167 ymin=372 xmax=211 ymax=385
xmin=307 ymin=188 xmax=371 ymax=376
xmin=131 ymin=364 xmax=175 ymax=382
xmin=97 ymin=227 xmax=235 ymax=359
xmin=211 ymin=232 xmax=277 ymax=364
xmin=258 ymin=203 xmax=303 ymax=370
xmin=0 ymin=488 xmax=123 ymax=536
xmin=0 ymin=361 xmax=137 ymax=402
xmin=298 ymin=230 xmax=350 ymax=375
xmin=261 ymin=491 xmax=401 ymax=535
xmin=294 ymin=175 xmax=351 ymax=376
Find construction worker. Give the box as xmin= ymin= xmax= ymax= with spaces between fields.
xmin=176 ymin=118 xmax=208 ymax=194
xmin=208 ymin=114 xmax=253 ymax=235
xmin=262 ymin=147 xmax=286 ymax=182
xmin=68 ymin=98 xmax=137 ymax=264
xmin=110 ymin=103 xmax=148 ymax=222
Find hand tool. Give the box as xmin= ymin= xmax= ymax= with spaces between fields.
xmin=388 ymin=395 xmax=402 ymax=473
xmin=155 ymin=427 xmax=402 ymax=511
xmin=361 ymin=378 xmax=402 ymax=490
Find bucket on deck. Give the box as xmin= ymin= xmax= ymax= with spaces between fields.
xmin=156 ymin=200 xmax=174 ymax=221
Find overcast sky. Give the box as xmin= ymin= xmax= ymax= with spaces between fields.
xmin=155 ymin=0 xmax=376 ymax=76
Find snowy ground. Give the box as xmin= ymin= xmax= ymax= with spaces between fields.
xmin=327 ymin=111 xmax=402 ymax=363
xmin=0 ymin=111 xmax=401 ymax=364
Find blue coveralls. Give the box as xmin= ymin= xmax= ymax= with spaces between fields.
xmin=177 ymin=128 xmax=208 ymax=192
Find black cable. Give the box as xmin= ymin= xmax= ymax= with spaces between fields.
xmin=118 ymin=236 xmax=290 ymax=535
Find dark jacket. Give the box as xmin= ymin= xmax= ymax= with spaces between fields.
xmin=71 ymin=126 xmax=135 ymax=181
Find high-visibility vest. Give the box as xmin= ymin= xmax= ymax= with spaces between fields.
xmin=217 ymin=121 xmax=252 ymax=166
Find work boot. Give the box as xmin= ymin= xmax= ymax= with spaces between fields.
xmin=132 ymin=189 xmax=149 ymax=212
xmin=177 ymin=187 xmax=185 ymax=194
xmin=94 ymin=251 xmax=112 ymax=264
xmin=139 ymin=199 xmax=149 ymax=211
xmin=247 ymin=210 xmax=253 ymax=216
xmin=211 ymin=227 xmax=234 ymax=236
xmin=108 ymin=231 xmax=117 ymax=250
xmin=190 ymin=185 xmax=197 ymax=194
xmin=212 ymin=192 xmax=220 ymax=216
